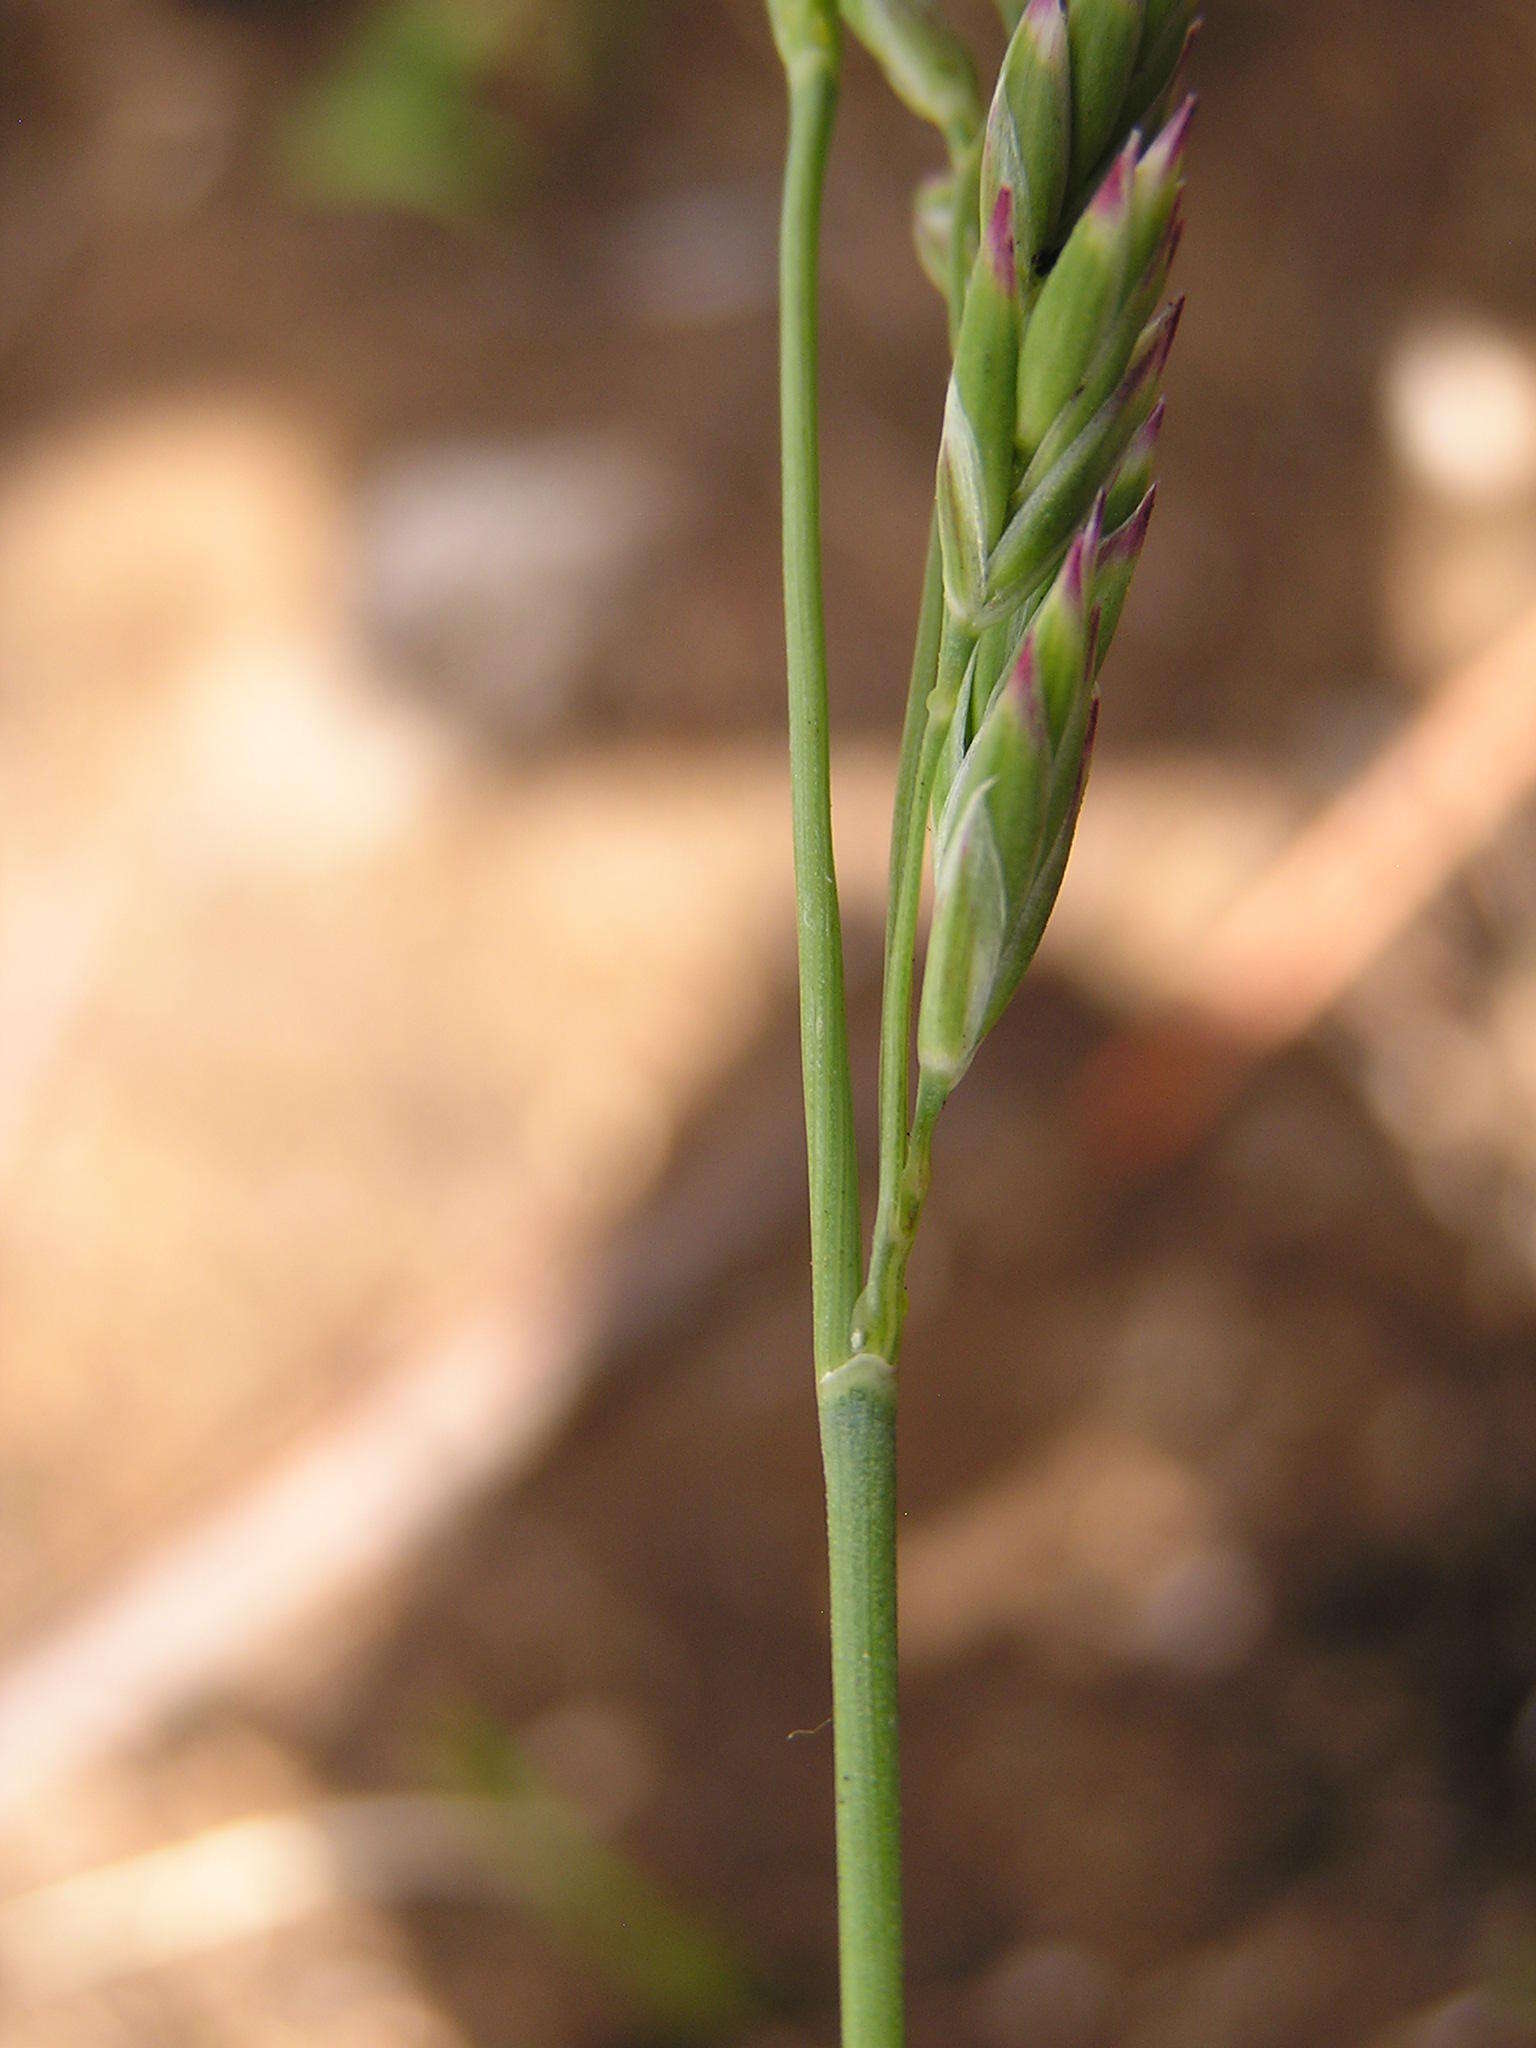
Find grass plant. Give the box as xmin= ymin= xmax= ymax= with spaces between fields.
xmin=765 ymin=1 xmax=1197 ymax=2039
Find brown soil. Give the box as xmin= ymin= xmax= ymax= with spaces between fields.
xmin=3 ymin=0 xmax=1536 ymax=2044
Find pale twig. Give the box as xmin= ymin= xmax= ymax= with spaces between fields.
xmin=1077 ymin=599 xmax=1536 ymax=1170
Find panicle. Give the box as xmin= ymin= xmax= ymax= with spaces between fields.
xmin=920 ymin=0 xmax=1197 ymax=1079
xmin=940 ymin=24 xmax=1188 ymax=625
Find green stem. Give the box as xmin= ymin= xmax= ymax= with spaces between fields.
xmin=817 ymin=1351 xmax=902 ymax=2048
xmin=854 ymin=612 xmax=973 ymax=1361
xmin=775 ymin=17 xmax=905 ymax=2043
xmin=777 ymin=28 xmax=862 ymax=1383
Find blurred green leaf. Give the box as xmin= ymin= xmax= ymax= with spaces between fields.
xmin=278 ymin=0 xmax=655 ymax=217
xmin=280 ymin=0 xmax=523 ymax=216
xmin=433 ymin=1701 xmax=765 ymax=2042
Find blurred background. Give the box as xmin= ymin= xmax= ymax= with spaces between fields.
xmin=2 ymin=0 xmax=1536 ymax=2042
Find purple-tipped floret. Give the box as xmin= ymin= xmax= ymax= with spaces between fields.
xmin=1123 ymin=398 xmax=1168 ymax=469
xmin=1100 ymin=481 xmax=1158 ymax=567
xmin=1088 ymin=136 xmax=1137 ymax=226
xmin=1140 ymin=94 xmax=1197 ymax=182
